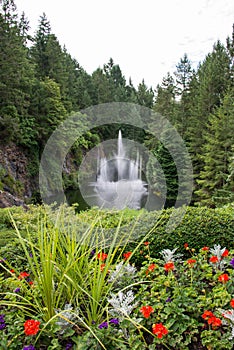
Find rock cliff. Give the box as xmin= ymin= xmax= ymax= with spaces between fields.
xmin=0 ymin=144 xmax=34 ymax=206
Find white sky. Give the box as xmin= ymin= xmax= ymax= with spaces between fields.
xmin=15 ymin=0 xmax=234 ymax=88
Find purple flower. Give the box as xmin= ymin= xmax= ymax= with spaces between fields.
xmin=166 ymin=297 xmax=172 ymax=303
xmin=98 ymin=321 xmax=108 ymax=329
xmin=65 ymin=342 xmax=73 ymax=350
xmin=109 ymin=318 xmax=119 ymax=325
xmin=0 ymin=314 xmax=6 ymax=330
xmin=23 ymin=345 xmax=36 ymax=350
xmin=230 ymin=258 xmax=234 ymax=268
xmin=14 ymin=287 xmax=21 ymax=293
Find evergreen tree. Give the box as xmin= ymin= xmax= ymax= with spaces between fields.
xmin=30 ymin=78 xmax=67 ymax=146
xmin=18 ymin=11 xmax=31 ymax=42
xmin=0 ymin=2 xmax=34 ymax=143
xmin=103 ymin=58 xmax=128 ymax=102
xmin=174 ymin=54 xmax=194 ymax=137
xmin=146 ymin=124 xmax=192 ymax=208
xmin=30 ymin=13 xmax=51 ymax=78
xmin=187 ymin=41 xmax=231 ymax=190
xmin=136 ymin=80 xmax=154 ymax=108
xmin=175 ymin=53 xmax=193 ymax=95
xmin=153 ymin=73 xmax=177 ymax=124
xmin=196 ymin=87 xmax=234 ymax=206
xmin=226 ymin=24 xmax=234 ymax=85
xmin=1 ymin=0 xmax=17 ymax=24
xmin=91 ymin=67 xmax=113 ymax=103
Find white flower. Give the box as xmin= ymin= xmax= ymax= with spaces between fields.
xmin=160 ymin=248 xmax=182 ymax=262
xmin=108 ymin=290 xmax=138 ymax=321
xmin=209 ymin=245 xmax=227 ymax=270
xmin=218 ymin=309 xmax=234 ymax=340
xmin=108 ymin=262 xmax=137 ymax=289
xmin=55 ymin=303 xmax=79 ymax=333
xmin=210 ymin=244 xmax=226 ymax=259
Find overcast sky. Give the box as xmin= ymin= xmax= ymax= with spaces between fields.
xmin=15 ymin=0 xmax=234 ymax=88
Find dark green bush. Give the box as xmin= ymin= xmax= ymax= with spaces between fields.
xmin=125 ymin=205 xmax=234 ymax=264
xmin=1 ymin=204 xmax=233 ymax=264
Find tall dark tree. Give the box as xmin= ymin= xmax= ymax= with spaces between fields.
xmin=226 ymin=24 xmax=234 ymax=85
xmin=136 ymin=80 xmax=154 ymax=108
xmin=1 ymin=0 xmax=17 ymax=24
xmin=0 ymin=2 xmax=34 ymax=143
xmin=174 ymin=54 xmax=194 ymax=137
xmin=187 ymin=41 xmax=231 ymax=185
xmin=153 ymin=73 xmax=177 ymax=124
xmin=195 ymin=87 xmax=234 ymax=206
xmin=103 ymin=58 xmax=128 ymax=102
xmin=175 ymin=53 xmax=193 ymax=95
xmin=30 ymin=13 xmax=51 ymax=78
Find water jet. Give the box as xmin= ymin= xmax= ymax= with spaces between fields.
xmin=92 ymin=130 xmax=148 ymax=209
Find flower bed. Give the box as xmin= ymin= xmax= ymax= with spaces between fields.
xmin=0 ymin=209 xmax=234 ymax=349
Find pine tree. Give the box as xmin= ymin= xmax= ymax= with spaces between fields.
xmin=153 ymin=73 xmax=177 ymax=124
xmin=91 ymin=68 xmax=113 ymax=103
xmin=174 ymin=54 xmax=194 ymax=137
xmin=146 ymin=123 xmax=192 ymax=208
xmin=136 ymin=80 xmax=154 ymax=108
xmin=0 ymin=2 xmax=34 ymax=143
xmin=103 ymin=58 xmax=128 ymax=102
xmin=226 ymin=24 xmax=234 ymax=85
xmin=187 ymin=41 xmax=231 ymax=192
xmin=30 ymin=13 xmax=51 ymax=78
xmin=175 ymin=53 xmax=193 ymax=95
xmin=196 ymin=87 xmax=234 ymax=206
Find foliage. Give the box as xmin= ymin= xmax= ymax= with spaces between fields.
xmin=196 ymin=87 xmax=234 ymax=206
xmin=0 ymin=205 xmax=234 ymax=349
xmin=0 ymin=0 xmax=233 ymax=207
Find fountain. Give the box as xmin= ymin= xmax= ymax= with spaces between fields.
xmin=93 ymin=130 xmax=148 ymax=209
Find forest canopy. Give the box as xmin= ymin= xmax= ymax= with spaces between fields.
xmin=0 ymin=0 xmax=233 ymax=207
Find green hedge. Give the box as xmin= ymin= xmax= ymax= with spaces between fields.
xmin=0 ymin=204 xmax=233 ymax=260
xmin=77 ymin=205 xmax=234 ymax=252
xmin=123 ymin=205 xmax=234 ymax=264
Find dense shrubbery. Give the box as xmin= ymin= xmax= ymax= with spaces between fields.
xmin=0 ymin=204 xmax=233 ymax=255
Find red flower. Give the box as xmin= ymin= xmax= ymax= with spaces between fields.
xmin=100 ymin=263 xmax=105 ymax=271
xmin=222 ymin=249 xmax=229 ymax=257
xmin=123 ymin=252 xmax=132 ymax=260
xmin=146 ymin=263 xmax=156 ymax=275
xmin=164 ymin=261 xmax=174 ymax=271
xmin=140 ymin=305 xmax=154 ymax=318
xmin=144 ymin=241 xmax=150 ymax=246
xmin=209 ymin=256 xmax=219 ymax=263
xmin=184 ymin=243 xmax=189 ymax=249
xmin=218 ymin=273 xmax=229 ymax=283
xmin=187 ymin=259 xmax=196 ymax=266
xmin=207 ymin=316 xmax=222 ymax=329
xmin=152 ymin=323 xmax=168 ymax=338
xmin=10 ymin=269 xmax=15 ymax=273
xmin=230 ymin=299 xmax=234 ymax=308
xmin=202 ymin=310 xmax=214 ymax=320
xmin=97 ymin=252 xmax=108 ymax=261
xmin=202 ymin=246 xmax=209 ymax=251
xmin=18 ymin=272 xmax=30 ymax=279
xmin=24 ymin=319 xmax=40 ymax=336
